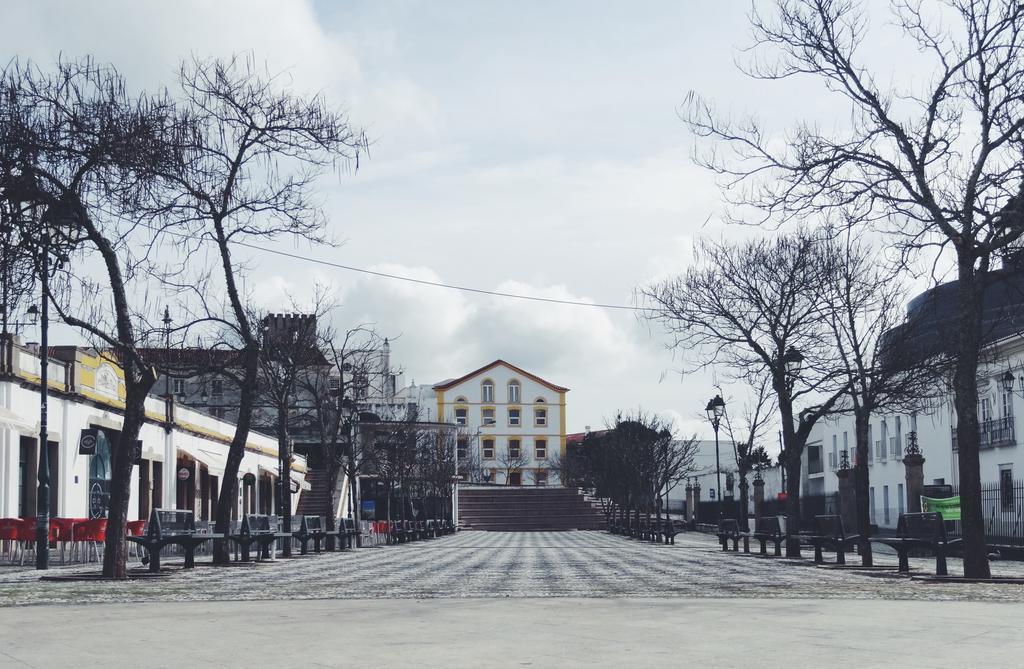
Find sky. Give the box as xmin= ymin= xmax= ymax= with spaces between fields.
xmin=1 ymin=1 xmax=937 ymax=443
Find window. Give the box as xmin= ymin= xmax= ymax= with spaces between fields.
xmin=328 ymin=377 xmax=341 ymax=392
xmin=535 ymin=408 xmax=547 ymax=427
xmin=481 ymin=380 xmax=494 ymax=403
xmin=535 ymin=439 xmax=547 ymax=460
xmin=869 ymin=487 xmax=876 ymax=523
xmin=457 ymin=437 xmax=468 ymax=460
xmin=173 ymin=379 xmax=185 ymax=396
xmin=894 ymin=416 xmax=903 ymax=457
xmin=1002 ymin=389 xmax=1013 ymax=419
xmin=508 ymin=408 xmax=521 ymax=426
xmin=867 ymin=424 xmax=874 ymax=463
xmin=830 ymin=435 xmax=838 ymax=469
xmin=455 ymin=408 xmax=468 ymax=426
xmin=482 ymin=439 xmax=495 ymax=460
xmin=1001 ymin=465 xmax=1014 ymax=512
xmin=508 ymin=381 xmax=520 ymax=404
xmin=211 ymin=379 xmax=223 ymax=398
xmin=482 ymin=408 xmax=495 ymax=426
xmin=879 ymin=419 xmax=888 ymax=461
xmin=883 ymin=485 xmax=890 ymax=525
xmin=897 ymin=483 xmax=905 ymax=516
xmin=981 ymin=396 xmax=992 ymax=423
xmin=508 ymin=439 xmax=521 ymax=459
xmin=535 ymin=471 xmax=548 ymax=487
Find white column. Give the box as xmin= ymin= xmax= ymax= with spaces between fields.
xmin=0 ymin=426 xmax=14 ymax=517
xmin=163 ymin=428 xmax=176 ymax=509
xmin=59 ymin=398 xmax=72 ymax=516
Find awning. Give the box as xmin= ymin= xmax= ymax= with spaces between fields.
xmin=178 ymin=445 xmax=227 ymax=476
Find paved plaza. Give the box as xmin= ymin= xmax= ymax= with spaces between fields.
xmin=2 ymin=530 xmax=1024 ymax=605
xmin=1 ymin=531 xmax=1023 ymax=666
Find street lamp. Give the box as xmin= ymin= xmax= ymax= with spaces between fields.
xmin=783 ymin=346 xmax=804 ymax=379
xmin=705 ymin=394 xmax=726 ymax=522
xmin=162 ymin=306 xmax=172 ymax=398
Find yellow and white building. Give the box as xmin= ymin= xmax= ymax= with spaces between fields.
xmin=0 ymin=337 xmax=308 ymax=522
xmin=433 ymin=360 xmax=568 ymax=486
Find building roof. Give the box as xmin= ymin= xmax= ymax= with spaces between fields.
xmin=566 ymin=429 xmax=611 ymax=445
xmin=431 ymin=359 xmax=570 ymax=393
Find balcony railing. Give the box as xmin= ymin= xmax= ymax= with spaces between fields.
xmin=951 ymin=415 xmax=1016 ymax=451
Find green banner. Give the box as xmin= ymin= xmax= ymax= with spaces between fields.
xmin=921 ymin=495 xmax=961 ymax=521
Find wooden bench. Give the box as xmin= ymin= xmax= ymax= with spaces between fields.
xmin=748 ymin=516 xmax=786 ymax=556
xmin=228 ymin=514 xmax=290 ymax=562
xmin=127 ymin=509 xmax=223 ymax=572
xmin=871 ymin=512 xmax=962 ymax=576
xmin=339 ymin=518 xmax=360 ymax=549
xmin=717 ymin=519 xmax=744 ymax=552
xmin=803 ymin=514 xmax=859 ymax=565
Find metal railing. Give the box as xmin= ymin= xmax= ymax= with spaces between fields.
xmin=951 ymin=415 xmax=1016 ymax=451
xmin=948 ymin=479 xmax=1024 ymax=547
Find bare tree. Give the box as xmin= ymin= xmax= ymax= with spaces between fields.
xmin=683 ymin=0 xmax=1024 ymax=577
xmin=299 ymin=319 xmax=389 ymax=544
xmin=643 ymin=231 xmax=848 ymax=555
xmin=817 ymin=233 xmax=949 ymax=563
xmin=153 ymin=55 xmax=367 ymax=563
xmin=497 ymin=439 xmax=531 ymax=485
xmin=0 ymin=58 xmax=178 ymax=578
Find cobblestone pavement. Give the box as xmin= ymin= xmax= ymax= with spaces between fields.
xmin=1 ymin=530 xmax=1023 ymax=607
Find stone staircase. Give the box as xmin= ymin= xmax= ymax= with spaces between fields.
xmin=296 ymin=467 xmax=344 ymax=518
xmin=458 ymin=487 xmax=606 ymax=531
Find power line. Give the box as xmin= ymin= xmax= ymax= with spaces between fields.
xmin=152 ymin=224 xmax=647 ymax=312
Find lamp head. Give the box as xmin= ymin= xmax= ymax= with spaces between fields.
xmin=783 ymin=346 xmax=804 ymax=377
xmin=1002 ymin=370 xmax=1015 ymax=393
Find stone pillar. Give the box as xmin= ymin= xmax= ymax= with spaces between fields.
xmin=752 ymin=478 xmax=765 ymax=526
xmin=904 ymin=452 xmax=926 ymax=513
xmin=836 ymin=468 xmax=856 ymax=533
xmin=692 ymin=483 xmax=701 ymax=524
xmin=684 ymin=483 xmax=693 ymax=523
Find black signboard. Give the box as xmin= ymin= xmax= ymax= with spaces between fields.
xmin=78 ymin=428 xmax=99 ymax=455
xmin=923 ymin=484 xmax=954 ymax=499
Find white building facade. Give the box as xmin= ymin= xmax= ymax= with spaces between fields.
xmin=0 ymin=338 xmax=308 ymax=522
xmin=808 ymin=334 xmax=1024 ymax=531
xmin=433 ymin=360 xmax=568 ymax=486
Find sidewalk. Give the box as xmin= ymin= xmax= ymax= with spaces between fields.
xmin=1 ymin=597 xmax=1020 ymax=667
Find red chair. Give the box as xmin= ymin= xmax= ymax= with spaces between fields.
xmin=51 ymin=518 xmax=87 ymax=564
xmin=0 ymin=518 xmax=20 ymax=563
xmin=71 ymin=518 xmax=107 ymax=564
xmin=126 ymin=520 xmax=147 ymax=560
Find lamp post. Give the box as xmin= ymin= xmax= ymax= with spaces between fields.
xmin=35 ymin=229 xmax=50 ymax=569
xmin=162 ymin=306 xmax=172 ymax=398
xmin=704 ymin=394 xmax=726 ymax=522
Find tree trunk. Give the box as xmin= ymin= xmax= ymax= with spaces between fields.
xmin=853 ymin=409 xmax=873 ymax=566
xmin=101 ymin=383 xmax=150 ymax=578
xmin=212 ymin=347 xmax=258 ymax=564
xmin=277 ymin=402 xmax=292 ymax=558
xmin=953 ymin=263 xmax=990 ymax=578
xmin=323 ymin=458 xmax=340 ymax=550
xmin=778 ymin=393 xmax=803 ymax=557
xmin=784 ymin=449 xmax=802 ymax=557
